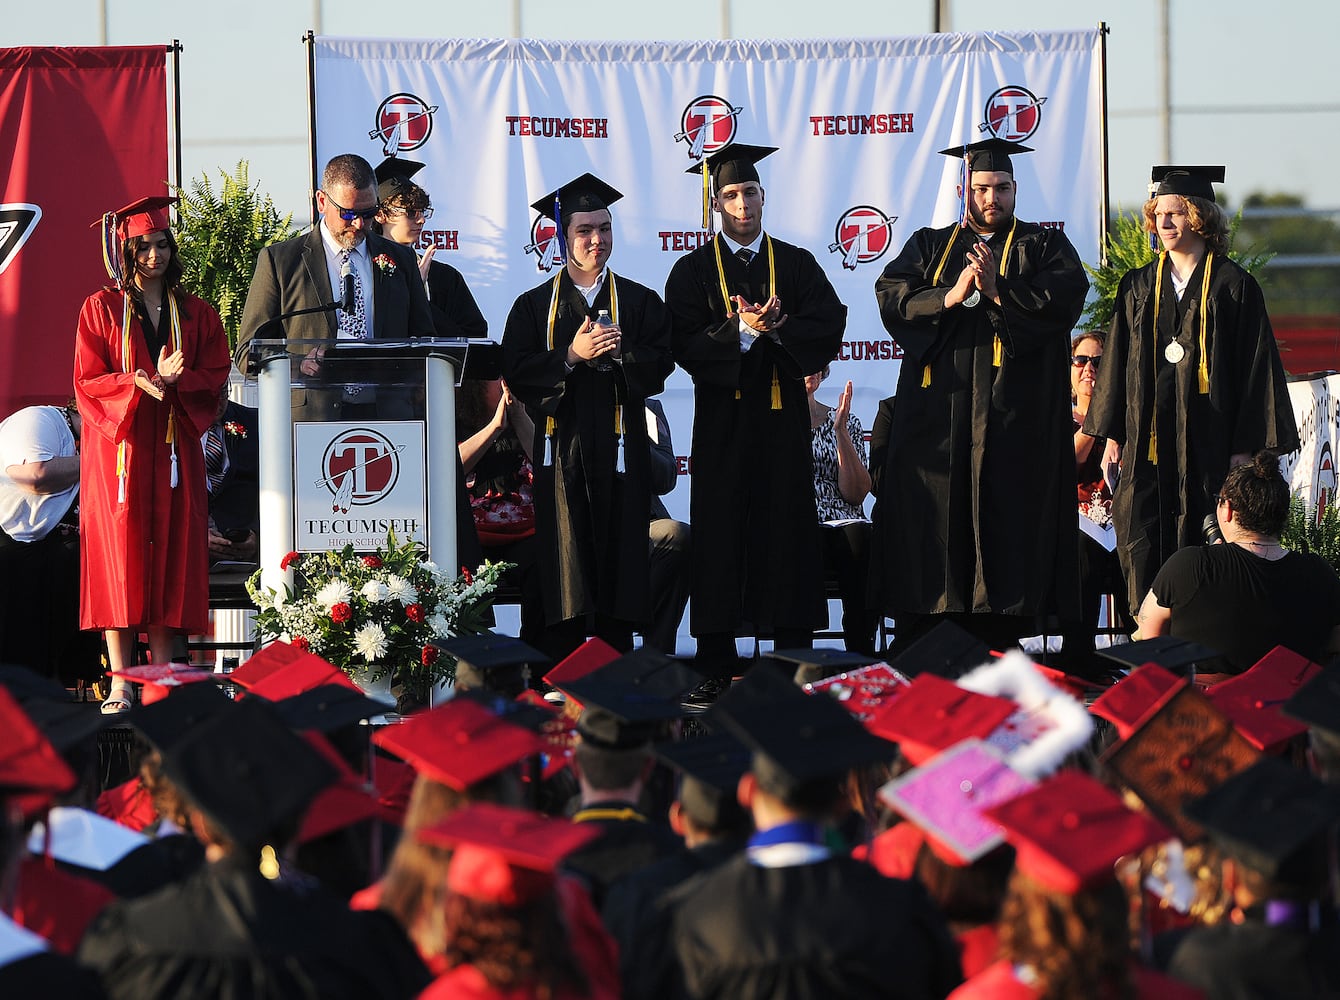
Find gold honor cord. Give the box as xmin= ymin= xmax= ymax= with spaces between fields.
xmin=543 ymin=272 xmax=623 ymax=467
xmin=572 ymin=806 xmax=647 ymax=824
xmin=117 ymin=291 xmax=182 ymax=501
xmin=713 ymin=234 xmax=782 ymax=408
xmin=1148 ymin=251 xmax=1215 ymax=464
xmin=923 ymin=220 xmax=1017 ymax=386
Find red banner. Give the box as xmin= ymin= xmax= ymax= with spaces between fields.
xmin=0 ymin=46 xmax=168 ymax=414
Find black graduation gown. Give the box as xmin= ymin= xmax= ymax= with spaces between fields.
xmin=1083 ymin=253 xmax=1299 ymax=614
xmin=559 ymin=799 xmax=686 ymax=912
xmin=665 ymin=234 xmax=846 ymax=635
xmin=501 ymin=271 xmax=673 ymax=626
xmin=667 ymin=853 xmax=962 ymax=1000
xmin=424 ymin=259 xmax=488 ymax=340
xmin=76 ymin=858 xmax=431 ymax=1000
xmin=872 ymin=221 xmax=1087 ymax=620
xmin=0 ymin=951 xmax=107 ymax=999
xmin=1162 ymin=912 xmax=1340 ymax=999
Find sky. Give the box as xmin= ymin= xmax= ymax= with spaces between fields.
xmin=6 ymin=0 xmax=1338 ymax=222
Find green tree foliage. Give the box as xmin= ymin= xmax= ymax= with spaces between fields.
xmin=1081 ymin=207 xmax=1273 ymax=334
xmin=1283 ymin=494 xmax=1340 ymax=574
xmin=174 ymin=161 xmax=297 ymax=349
xmin=1235 ymin=193 xmax=1340 ymax=319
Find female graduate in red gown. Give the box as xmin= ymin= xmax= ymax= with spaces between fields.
xmin=74 ymin=196 xmax=230 ymax=713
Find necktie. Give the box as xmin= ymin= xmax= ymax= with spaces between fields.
xmin=204 ymin=425 xmax=226 ymax=494
xmin=736 ymin=247 xmax=755 ymax=266
xmin=337 ymin=249 xmax=367 ymax=339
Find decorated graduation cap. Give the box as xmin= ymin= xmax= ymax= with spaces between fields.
xmin=371 ymin=696 xmax=545 ymax=791
xmin=418 ymin=802 xmax=601 ymax=906
xmin=865 ymin=673 xmax=1017 ymax=766
xmin=654 ymin=727 xmax=753 ymax=833
xmin=118 ymin=663 xmax=219 ymax=706
xmin=1151 ymin=165 xmax=1226 ymax=203
xmin=685 ymin=142 xmax=777 ymax=229
xmin=529 ymin=172 xmax=623 ymax=259
xmin=767 ymin=647 xmax=879 ymax=687
xmin=93 ymin=194 xmax=178 ymax=284
xmin=1204 ymin=646 xmax=1321 ymax=753
xmin=937 ymin=138 xmax=1034 ymax=175
xmin=434 ymin=632 xmax=549 ymax=698
xmin=984 ymin=769 xmax=1172 ymax=893
xmin=1184 ymin=756 xmax=1340 ymax=888
xmin=374 ymin=155 xmax=427 ymax=204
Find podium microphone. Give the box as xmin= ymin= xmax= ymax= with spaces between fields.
xmin=340 ymin=259 xmax=356 ymax=313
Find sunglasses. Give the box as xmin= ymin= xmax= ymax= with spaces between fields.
xmin=1071 ymin=354 xmax=1102 ymax=369
xmin=324 ymin=192 xmax=381 ymax=222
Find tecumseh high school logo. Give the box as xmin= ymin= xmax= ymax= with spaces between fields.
xmin=525 ymin=216 xmax=563 ymax=273
xmin=979 ymin=86 xmax=1047 ymax=142
xmin=829 ymin=206 xmax=897 ymax=270
xmin=676 ymin=95 xmax=742 ymax=160
xmin=369 ymin=93 xmax=439 ymax=155
xmin=318 ymin=429 xmax=404 ymax=514
xmin=0 ymin=204 xmax=41 ymax=277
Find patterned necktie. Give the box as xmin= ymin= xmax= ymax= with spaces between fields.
xmin=337 ymin=248 xmax=367 ymax=339
xmin=736 ymin=247 xmax=755 ymax=266
xmin=204 ymin=425 xmax=226 ymax=494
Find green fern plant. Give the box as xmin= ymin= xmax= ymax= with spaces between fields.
xmin=174 ymin=161 xmax=297 ymax=350
xmin=1282 ymin=493 xmax=1340 ymax=573
xmin=1081 ymin=208 xmax=1274 ymax=333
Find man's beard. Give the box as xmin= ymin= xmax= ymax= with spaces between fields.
xmin=967 ymin=201 xmax=1013 ymax=234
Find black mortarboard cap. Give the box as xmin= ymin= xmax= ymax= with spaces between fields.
xmin=654 ymin=728 xmax=752 ymax=833
xmin=160 ymin=697 xmax=336 ymax=851
xmin=889 ymin=620 xmax=991 ymax=680
xmin=557 ymin=648 xmax=701 ymax=725
xmin=1151 ymin=165 xmax=1226 ymax=203
xmin=0 ymin=664 xmax=73 ymax=704
xmin=434 ymin=632 xmax=550 ymax=697
xmin=706 ymin=667 xmax=895 ymax=787
xmin=128 ymin=682 xmax=234 ymax=754
xmin=375 ymin=155 xmax=427 ymax=203
xmin=937 ymin=138 xmax=1034 ymax=175
xmin=1184 ymin=757 xmax=1340 ymax=886
xmin=529 ymin=172 xmax=623 ymax=223
xmin=0 ymin=665 xmax=113 ymax=754
xmin=269 ymin=684 xmax=390 ymax=734
xmin=1096 ymin=636 xmax=1229 ymax=678
xmin=1284 ymin=668 xmax=1340 ymax=739
xmin=687 ymin=142 xmax=778 ymax=191
xmin=767 ymin=647 xmax=879 ymax=686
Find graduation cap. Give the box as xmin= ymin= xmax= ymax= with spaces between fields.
xmin=127 ymin=681 xmax=234 ymax=755
xmin=706 ymin=666 xmax=896 ymax=791
xmin=268 ymin=684 xmax=391 ymax=734
xmin=1283 ymin=666 xmax=1340 ymax=739
xmin=296 ymin=732 xmax=387 ymax=844
xmin=374 ymin=155 xmax=427 ymax=204
xmin=542 ymin=637 xmax=621 ymax=708
xmin=1184 ymin=757 xmax=1340 ymax=887
xmin=0 ymin=664 xmax=73 ymax=703
xmin=1151 ymin=165 xmax=1226 ymax=203
xmin=371 ymin=696 xmax=545 ymax=791
xmin=685 ymin=142 xmax=777 ymax=229
xmin=1096 ymin=635 xmax=1229 ymax=679
xmin=434 ymin=632 xmax=549 ymax=697
xmin=92 ymin=195 xmax=178 ymax=284
xmin=888 ymin=620 xmax=992 ymax=680
xmin=654 ymin=728 xmax=753 ymax=833
xmin=865 ymin=673 xmax=1017 ymax=766
xmin=529 ymin=172 xmax=623 ymax=258
xmin=0 ymin=686 xmax=77 ymax=802
xmin=0 ymin=665 xmax=117 ymax=757
xmin=417 ymin=802 xmax=602 ymax=906
xmin=768 ymin=647 xmax=879 ymax=686
xmin=117 ymin=663 xmax=219 ymax=706
xmin=556 ymin=648 xmax=702 ymax=728
xmin=983 ymin=769 xmax=1172 ymax=893
xmin=877 ymin=739 xmax=1035 ymax=865
xmin=803 ymin=662 xmax=911 ymax=723
xmin=1204 ymin=646 xmax=1320 ymax=753
xmin=231 ymin=645 xmax=363 ymax=702
xmin=159 ymin=697 xmax=337 ymax=855
xmin=27 ymin=806 xmax=149 ymax=873
xmin=937 ymin=138 xmax=1034 ymax=175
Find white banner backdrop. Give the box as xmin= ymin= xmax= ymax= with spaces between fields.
xmin=311 ymin=31 xmax=1105 ymax=524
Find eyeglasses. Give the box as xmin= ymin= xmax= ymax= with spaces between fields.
xmin=1213 ymin=494 xmax=1225 ymax=505
xmin=384 ymin=206 xmax=433 ymax=222
xmin=1071 ymin=354 xmax=1102 ymax=369
xmin=323 ymin=192 xmax=381 ymax=222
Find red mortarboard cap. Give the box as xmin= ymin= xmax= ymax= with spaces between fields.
xmin=233 ymin=645 xmax=362 ymax=701
xmin=118 ymin=664 xmax=219 ymax=706
xmin=419 ymin=802 xmax=601 ymax=906
xmin=372 ymin=697 xmax=544 ymax=791
xmin=866 ymin=673 xmax=1017 ymax=765
xmin=1205 ymin=646 xmax=1321 ymax=753
xmin=296 ymin=733 xmax=386 ymax=843
xmin=803 ymin=662 xmax=912 ymax=723
xmin=878 ymin=739 xmax=1035 ymax=865
xmin=1090 ymin=663 xmax=1185 ymax=741
xmin=0 ymin=687 xmax=77 ymax=801
xmin=984 ymin=769 xmax=1172 ymax=893
xmin=94 ymin=195 xmax=177 ymax=241
xmin=95 ymin=778 xmax=159 ymax=833
xmin=371 ymin=754 xmax=417 ymax=826
xmin=542 ymin=637 xmax=621 ymax=695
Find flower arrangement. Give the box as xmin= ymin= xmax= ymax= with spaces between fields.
xmin=373 ymin=253 xmax=397 ymax=277
xmin=223 ymin=420 xmax=247 ymax=438
xmin=246 ymin=531 xmax=510 ymax=701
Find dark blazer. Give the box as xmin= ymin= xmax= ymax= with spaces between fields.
xmin=235 ymin=227 xmax=434 ymax=418
xmin=209 ymin=400 xmax=260 ymax=537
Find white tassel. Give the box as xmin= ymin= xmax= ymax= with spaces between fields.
xmin=615 ymin=433 xmax=625 ymax=474
xmin=543 ymin=433 xmax=552 ymax=467
xmin=170 ymin=443 xmax=179 ymax=488
xmin=117 ymin=472 xmax=127 ymax=504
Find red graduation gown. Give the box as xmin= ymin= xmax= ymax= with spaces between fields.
xmin=74 ymin=288 xmax=230 ymax=632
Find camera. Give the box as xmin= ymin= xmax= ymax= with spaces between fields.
xmin=1202 ymin=513 xmax=1224 ymax=545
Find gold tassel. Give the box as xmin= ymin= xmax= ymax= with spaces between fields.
xmin=770 ymin=368 xmax=781 ymax=410
xmin=993 ymin=335 xmax=1003 ymax=368
xmin=921 ymin=365 xmax=932 ymax=389
xmin=735 ymin=389 xmax=741 ymax=401
xmin=259 ymin=844 xmax=280 ymax=880
xmin=1147 ymin=422 xmax=1158 ymax=465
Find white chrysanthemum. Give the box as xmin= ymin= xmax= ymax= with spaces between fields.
xmin=314 ymin=579 xmax=352 ymax=611
xmin=427 ymin=612 xmax=451 ymax=637
xmin=418 ymin=560 xmax=440 ymax=577
xmin=361 ymin=580 xmax=390 ymax=603
xmin=354 ymin=623 xmax=388 ymax=661
xmin=385 ymin=574 xmax=418 ymax=606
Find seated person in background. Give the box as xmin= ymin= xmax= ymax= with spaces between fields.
xmin=645 ymin=398 xmax=690 ymax=655
xmin=804 ymin=367 xmax=877 ymax=655
xmin=0 ymin=401 xmax=99 ymax=686
xmin=1135 ymin=450 xmax=1340 ymax=676
xmin=200 ymin=385 xmax=259 ymax=563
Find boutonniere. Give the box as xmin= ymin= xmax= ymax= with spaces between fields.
xmin=223 ymin=421 xmax=247 ymax=438
xmin=373 ymin=253 xmax=397 ymax=277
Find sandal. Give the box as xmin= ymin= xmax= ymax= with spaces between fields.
xmin=100 ymin=681 xmax=134 ymax=715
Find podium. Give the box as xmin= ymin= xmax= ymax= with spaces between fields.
xmin=243 ymin=337 xmax=500 ymax=596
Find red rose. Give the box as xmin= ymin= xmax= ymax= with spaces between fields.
xmin=362 ymin=555 xmax=383 ymax=569
xmin=422 ymin=645 xmax=439 ymax=666
xmin=461 ymin=565 xmax=474 ymax=585
xmin=280 ymin=551 xmax=300 ymax=570
xmin=405 ymin=603 xmax=426 ymax=623
xmin=292 ymin=636 xmax=311 ymax=652
xmin=330 ymin=602 xmax=352 ymax=623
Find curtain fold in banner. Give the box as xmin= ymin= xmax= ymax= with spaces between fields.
xmin=0 ymin=46 xmax=168 ymax=413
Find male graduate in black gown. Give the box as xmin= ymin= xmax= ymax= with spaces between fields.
xmin=501 ymin=174 xmax=674 ymax=657
xmin=872 ymin=138 xmax=1088 ymax=651
xmin=664 ymin=143 xmax=846 ymax=675
xmin=1083 ymin=165 xmax=1298 ymax=617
